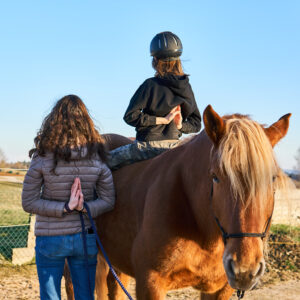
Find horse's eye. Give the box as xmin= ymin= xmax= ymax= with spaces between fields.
xmin=272 ymin=175 xmax=278 ymax=182
xmin=212 ymin=174 xmax=220 ymax=183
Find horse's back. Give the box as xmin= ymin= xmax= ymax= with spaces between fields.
xmin=103 ymin=133 xmax=133 ymax=150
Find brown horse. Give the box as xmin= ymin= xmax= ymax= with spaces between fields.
xmin=65 ymin=105 xmax=291 ymax=300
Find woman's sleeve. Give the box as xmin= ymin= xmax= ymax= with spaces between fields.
xmin=22 ymin=155 xmax=65 ymax=217
xmin=123 ymin=81 xmax=156 ymax=127
xmin=87 ymin=163 xmax=115 ymax=218
xmin=180 ymin=106 xmax=202 ymax=134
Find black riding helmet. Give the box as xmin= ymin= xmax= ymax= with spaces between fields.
xmin=150 ymin=31 xmax=183 ymax=61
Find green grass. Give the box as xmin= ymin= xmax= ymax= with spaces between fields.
xmin=285 ymin=260 xmax=297 ymax=271
xmin=0 ymin=168 xmax=27 ymax=176
xmin=0 ymin=181 xmax=30 ymax=226
xmin=270 ymin=224 xmax=300 ymax=243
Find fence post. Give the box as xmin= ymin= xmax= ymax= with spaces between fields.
xmin=12 ymin=215 xmax=35 ymax=265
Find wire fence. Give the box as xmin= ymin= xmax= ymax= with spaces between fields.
xmin=0 ymin=172 xmax=299 ymax=265
xmin=273 ymin=189 xmax=300 ymax=227
xmin=0 ymin=176 xmax=35 ymax=265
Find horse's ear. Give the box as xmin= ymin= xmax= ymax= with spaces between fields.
xmin=203 ymin=105 xmax=225 ymax=147
xmin=264 ymin=113 xmax=292 ymax=147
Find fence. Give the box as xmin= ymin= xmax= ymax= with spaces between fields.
xmin=0 ymin=173 xmax=299 ymax=265
xmin=273 ymin=189 xmax=300 ymax=226
xmin=0 ymin=173 xmax=36 ymax=265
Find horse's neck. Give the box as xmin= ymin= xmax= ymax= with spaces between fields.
xmin=155 ymin=132 xmax=219 ymax=242
xmin=176 ymin=132 xmax=212 ymax=194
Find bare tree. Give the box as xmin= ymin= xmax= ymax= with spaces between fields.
xmin=295 ymin=147 xmax=300 ymax=171
xmin=0 ymin=148 xmax=6 ymax=163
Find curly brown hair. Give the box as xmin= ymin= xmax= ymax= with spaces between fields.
xmin=29 ymin=95 xmax=107 ymax=169
xmin=152 ymin=57 xmax=185 ymax=77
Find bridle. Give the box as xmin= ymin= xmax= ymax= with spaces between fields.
xmin=210 ymin=184 xmax=273 ymax=245
xmin=210 ymin=184 xmax=274 ymax=300
xmin=214 ymin=211 xmax=272 ymax=245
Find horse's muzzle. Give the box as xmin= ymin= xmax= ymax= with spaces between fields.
xmin=223 ymin=254 xmax=265 ymax=291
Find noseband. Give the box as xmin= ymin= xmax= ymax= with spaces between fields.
xmin=214 ymin=215 xmax=272 ymax=245
xmin=210 ymin=185 xmax=273 ymax=245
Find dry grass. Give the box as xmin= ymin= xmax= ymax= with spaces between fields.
xmin=293 ymin=179 xmax=300 ymax=189
xmin=0 ymin=181 xmax=30 ymax=226
xmin=0 ymin=261 xmax=36 ymax=278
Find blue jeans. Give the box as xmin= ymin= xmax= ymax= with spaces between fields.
xmin=35 ymin=232 xmax=98 ymax=300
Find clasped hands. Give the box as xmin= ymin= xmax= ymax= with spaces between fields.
xmin=156 ymin=105 xmax=182 ymax=130
xmin=64 ymin=177 xmax=86 ymax=213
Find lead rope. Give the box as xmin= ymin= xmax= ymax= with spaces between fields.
xmin=237 ymin=290 xmax=245 ymax=299
xmin=81 ymin=203 xmax=134 ymax=300
xmin=79 ymin=211 xmax=94 ymax=299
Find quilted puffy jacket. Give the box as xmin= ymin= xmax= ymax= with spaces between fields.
xmin=22 ymin=148 xmax=115 ymax=236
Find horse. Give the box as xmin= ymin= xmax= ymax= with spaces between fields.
xmin=65 ymin=105 xmax=291 ymax=300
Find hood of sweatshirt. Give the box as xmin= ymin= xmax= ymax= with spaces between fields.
xmin=155 ymin=74 xmax=196 ymax=118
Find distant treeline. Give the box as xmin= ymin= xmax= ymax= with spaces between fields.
xmin=0 ymin=161 xmax=30 ymax=169
xmin=0 ymin=147 xmax=30 ymax=169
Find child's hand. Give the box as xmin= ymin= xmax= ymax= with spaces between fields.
xmin=173 ymin=106 xmax=182 ymax=130
xmin=156 ymin=106 xmax=181 ymax=125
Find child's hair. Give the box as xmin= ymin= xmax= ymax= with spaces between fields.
xmin=152 ymin=58 xmax=185 ymax=77
xmin=29 ymin=94 xmax=107 ymax=167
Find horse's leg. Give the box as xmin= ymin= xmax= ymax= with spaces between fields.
xmin=63 ymin=259 xmax=75 ymax=300
xmin=135 ymin=270 xmax=167 ymax=300
xmin=95 ymin=254 xmax=110 ymax=300
xmin=107 ymin=269 xmax=131 ymax=300
xmin=200 ymin=283 xmax=233 ymax=300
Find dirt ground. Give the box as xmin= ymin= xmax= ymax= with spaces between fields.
xmin=0 ymin=264 xmax=299 ymax=300
xmin=0 ymin=175 xmax=23 ymax=183
xmin=167 ymin=280 xmax=300 ymax=300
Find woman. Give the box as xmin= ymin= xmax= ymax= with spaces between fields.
xmin=108 ymin=31 xmax=201 ymax=170
xmin=22 ymin=95 xmax=115 ymax=300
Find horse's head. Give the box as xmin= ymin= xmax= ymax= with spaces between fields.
xmin=203 ymin=105 xmax=291 ymax=291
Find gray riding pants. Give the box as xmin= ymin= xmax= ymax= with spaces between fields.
xmin=107 ymin=140 xmax=179 ymax=171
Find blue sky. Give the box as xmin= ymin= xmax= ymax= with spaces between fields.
xmin=0 ymin=1 xmax=299 ymax=169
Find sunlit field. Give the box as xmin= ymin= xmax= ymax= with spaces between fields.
xmin=0 ymin=181 xmax=29 ymax=226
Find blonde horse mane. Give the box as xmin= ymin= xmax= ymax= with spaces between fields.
xmin=216 ymin=115 xmax=290 ymax=208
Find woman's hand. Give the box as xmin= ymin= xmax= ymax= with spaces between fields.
xmin=75 ymin=180 xmax=85 ymax=211
xmin=66 ymin=177 xmax=85 ymax=212
xmin=67 ymin=177 xmax=81 ymax=210
xmin=156 ymin=106 xmax=181 ymax=125
xmin=72 ymin=178 xmax=86 ymax=212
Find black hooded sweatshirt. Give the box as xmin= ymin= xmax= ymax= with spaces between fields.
xmin=124 ymin=74 xmax=201 ymax=142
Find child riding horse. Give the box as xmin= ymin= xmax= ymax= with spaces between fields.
xmin=108 ymin=31 xmax=201 ymax=170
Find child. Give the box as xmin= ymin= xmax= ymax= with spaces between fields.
xmin=109 ymin=31 xmax=201 ymax=170
xmin=22 ymin=95 xmax=115 ymax=300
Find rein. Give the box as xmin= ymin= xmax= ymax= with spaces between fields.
xmin=210 ymin=184 xmax=273 ymax=300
